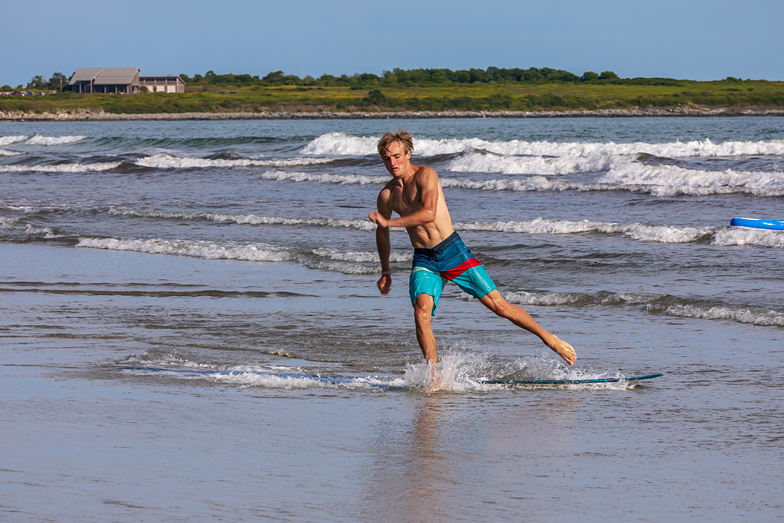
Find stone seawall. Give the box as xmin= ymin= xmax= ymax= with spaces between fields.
xmin=2 ymin=107 xmax=784 ymax=121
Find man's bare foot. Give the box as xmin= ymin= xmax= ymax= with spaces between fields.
xmin=425 ymin=381 xmax=443 ymax=393
xmin=548 ymin=336 xmax=576 ymax=365
xmin=425 ymin=362 xmax=443 ymax=393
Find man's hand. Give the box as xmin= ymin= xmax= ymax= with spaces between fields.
xmin=368 ymin=211 xmax=389 ymax=228
xmin=377 ymin=274 xmax=391 ymax=295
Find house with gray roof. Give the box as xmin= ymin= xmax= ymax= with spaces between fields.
xmin=69 ymin=68 xmax=141 ymax=94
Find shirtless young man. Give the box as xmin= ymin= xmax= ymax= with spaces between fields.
xmin=368 ymin=131 xmax=576 ymax=378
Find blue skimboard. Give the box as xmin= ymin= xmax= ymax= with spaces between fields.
xmin=730 ymin=217 xmax=784 ymax=231
xmin=479 ymin=373 xmax=663 ymax=385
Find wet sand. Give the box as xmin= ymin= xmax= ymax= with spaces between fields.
xmin=3 ymin=242 xmax=782 ymax=522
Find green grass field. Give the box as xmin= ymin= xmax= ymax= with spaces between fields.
xmin=2 ymin=80 xmax=784 ymax=115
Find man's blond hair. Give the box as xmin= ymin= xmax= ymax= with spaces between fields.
xmin=377 ymin=130 xmax=414 ymax=156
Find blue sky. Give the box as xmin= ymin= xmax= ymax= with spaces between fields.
xmin=2 ymin=0 xmax=782 ymax=87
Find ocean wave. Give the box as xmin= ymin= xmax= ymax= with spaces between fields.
xmin=75 ymin=235 xmax=410 ymax=276
xmin=302 ymin=133 xmax=784 ymax=158
xmin=664 ymin=304 xmax=784 ymax=325
xmin=599 ymin=162 xmax=784 ymax=197
xmin=712 ymin=228 xmax=784 ymax=248
xmin=312 ymin=248 xmax=412 ymax=263
xmin=440 ymin=175 xmax=601 ymax=192
xmin=0 ymin=149 xmax=23 ymax=156
xmin=446 ymin=152 xmax=627 ymax=175
xmin=0 ymin=215 xmax=56 ymax=236
xmin=135 ymin=153 xmax=334 ymax=169
xmin=77 ymin=237 xmax=297 ymax=262
xmin=260 ymin=170 xmax=386 ymax=185
xmin=107 ymin=208 xmax=379 ymax=231
xmin=106 ymin=208 xmax=716 ymax=245
xmin=308 ymin=261 xmax=379 ymax=274
xmin=251 ymin=163 xmax=784 ymax=198
xmin=25 ymin=135 xmax=87 ymax=146
xmin=501 ymin=290 xmax=784 ymax=327
xmin=300 ymin=132 xmax=379 ymax=156
xmin=0 ymin=135 xmax=28 ymax=146
xmin=0 ymin=162 xmax=122 ymax=173
xmin=456 ymin=218 xmax=713 ymax=243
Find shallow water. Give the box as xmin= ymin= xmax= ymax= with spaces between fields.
xmin=1 ymin=117 xmax=783 ymax=521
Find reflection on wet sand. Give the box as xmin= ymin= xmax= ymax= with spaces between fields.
xmin=360 ymin=393 xmax=579 ymax=521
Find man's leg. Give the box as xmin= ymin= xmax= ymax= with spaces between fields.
xmin=413 ymin=293 xmax=443 ymax=392
xmin=413 ymin=293 xmax=437 ymax=364
xmin=478 ymin=290 xmax=576 ymax=365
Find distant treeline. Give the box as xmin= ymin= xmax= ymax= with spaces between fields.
xmin=3 ymin=67 xmax=760 ymax=92
xmin=181 ymin=67 xmax=691 ymax=88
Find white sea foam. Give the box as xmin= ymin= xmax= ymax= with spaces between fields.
xmin=260 ymin=170 xmax=386 ymax=185
xmin=312 ymin=248 xmax=412 ymax=263
xmin=712 ymin=228 xmax=784 ymax=248
xmin=107 ymin=208 xmax=380 ymax=231
xmin=0 ymin=162 xmax=121 ymax=173
xmin=0 ymin=215 xmax=56 ymax=236
xmin=599 ymin=163 xmax=784 ymax=197
xmin=664 ymin=304 xmax=784 ymax=327
xmin=135 ymin=153 xmax=334 ymax=169
xmin=0 ymin=135 xmax=27 ymax=146
xmin=26 ymin=135 xmax=87 ymax=146
xmin=108 ymin=208 xmax=712 ymax=245
xmin=300 ymin=132 xmax=380 ymax=156
xmin=122 ymin=349 xmax=632 ymax=391
xmin=124 ymin=358 xmax=403 ymax=390
xmin=75 ymin=234 xmax=404 ymax=276
xmin=501 ymin=290 xmax=784 ymax=327
xmin=447 ymin=152 xmax=628 ymax=175
xmin=309 ymin=261 xmax=379 ymax=274
xmin=440 ymin=175 xmax=588 ymax=192
xmin=302 ymin=133 xmax=784 ymax=158
xmin=77 ymin=237 xmax=296 ymax=262
xmin=0 ymin=149 xmax=23 ymax=156
xmin=456 ymin=217 xmax=712 ymax=243
xmin=440 ymin=164 xmax=784 ymax=198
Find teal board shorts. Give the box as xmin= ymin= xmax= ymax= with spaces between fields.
xmin=409 ymin=231 xmax=497 ymax=315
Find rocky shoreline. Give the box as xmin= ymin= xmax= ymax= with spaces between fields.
xmin=2 ymin=106 xmax=784 ymax=121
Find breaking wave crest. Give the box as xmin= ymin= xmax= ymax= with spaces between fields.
xmin=107 ymin=208 xmax=379 ymax=231
xmin=302 ymin=132 xmax=784 ymax=158
xmin=0 ymin=215 xmax=56 ymax=236
xmin=599 ymin=162 xmax=784 ymax=197
xmin=500 ymin=290 xmax=784 ymax=327
xmin=77 ymin=237 xmax=296 ymax=262
xmin=0 ymin=135 xmax=27 ymax=146
xmin=259 ymin=170 xmax=386 ymax=185
xmin=106 ymin=208 xmax=782 ymax=247
xmin=0 ymin=162 xmax=122 ymax=173
xmin=456 ymin=218 xmax=713 ymax=243
xmin=447 ymin=152 xmax=627 ymax=175
xmin=135 ymin=153 xmax=334 ymax=169
xmin=75 ymin=235 xmax=402 ymax=275
xmin=25 ymin=135 xmax=88 ymax=146
xmin=713 ymin=228 xmax=784 ymax=248
xmin=0 ymin=149 xmax=23 ymax=156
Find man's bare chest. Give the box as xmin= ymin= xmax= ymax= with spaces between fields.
xmin=387 ymin=184 xmax=421 ymax=215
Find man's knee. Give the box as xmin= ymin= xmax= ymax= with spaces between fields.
xmin=413 ymin=295 xmax=434 ymax=324
xmin=481 ymin=292 xmax=513 ymax=317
